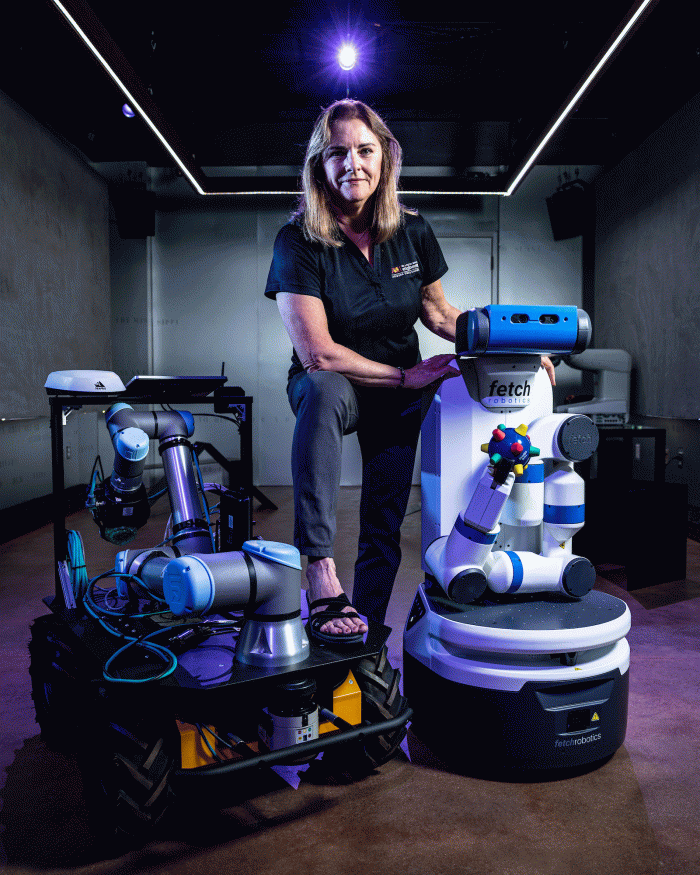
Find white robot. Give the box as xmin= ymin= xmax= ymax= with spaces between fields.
xmin=403 ymin=305 xmax=631 ymax=773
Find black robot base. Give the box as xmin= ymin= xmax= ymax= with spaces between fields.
xmin=403 ymin=582 xmax=631 ymax=773
xmin=403 ymin=652 xmax=629 ymax=772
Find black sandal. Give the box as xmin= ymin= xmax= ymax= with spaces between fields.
xmin=306 ymin=592 xmax=366 ymax=647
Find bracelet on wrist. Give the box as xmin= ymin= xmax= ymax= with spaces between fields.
xmin=396 ymin=366 xmax=405 ymax=388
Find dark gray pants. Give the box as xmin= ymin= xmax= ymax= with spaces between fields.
xmin=287 ymin=370 xmax=422 ymax=624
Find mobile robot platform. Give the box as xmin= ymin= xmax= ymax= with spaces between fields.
xmin=404 ymin=582 xmax=630 ymax=772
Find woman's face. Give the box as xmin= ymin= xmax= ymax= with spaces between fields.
xmin=322 ymin=117 xmax=383 ymax=214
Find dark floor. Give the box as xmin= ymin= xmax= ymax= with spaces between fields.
xmin=1 ymin=486 xmax=699 ymax=874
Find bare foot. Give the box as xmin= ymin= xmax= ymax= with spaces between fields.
xmin=306 ymin=558 xmax=368 ymax=636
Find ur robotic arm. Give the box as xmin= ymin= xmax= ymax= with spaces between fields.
xmin=90 ymin=398 xmax=309 ymax=668
xmin=91 ymin=403 xmax=211 ymax=551
xmin=91 ymin=408 xmax=151 ymax=546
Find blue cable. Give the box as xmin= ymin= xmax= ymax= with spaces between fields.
xmin=102 ymin=628 xmax=178 ymax=684
xmin=195 ymin=723 xmax=223 ymax=761
xmin=82 ymin=595 xmax=178 ymax=683
xmin=82 ymin=571 xmax=178 ymax=683
xmin=191 ymin=448 xmax=216 ymax=551
xmin=65 ymin=530 xmax=89 ymax=601
xmin=85 ymin=573 xmax=170 ymax=618
xmin=205 ymin=727 xmax=234 ymax=750
xmin=148 ymin=486 xmax=168 ymax=503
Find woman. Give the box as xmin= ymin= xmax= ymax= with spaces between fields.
xmin=265 ymin=99 xmax=554 ymax=644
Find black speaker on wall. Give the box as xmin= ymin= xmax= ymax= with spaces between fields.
xmin=546 ymin=179 xmax=593 ymax=241
xmin=110 ymin=186 xmax=156 ymax=238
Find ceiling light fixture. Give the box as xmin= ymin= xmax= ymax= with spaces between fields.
xmin=400 ymin=189 xmax=509 ymax=197
xmin=50 ymin=0 xmax=208 ymax=195
xmin=50 ymin=0 xmax=658 ymax=197
xmin=338 ymin=44 xmax=357 ymax=70
xmin=505 ymin=0 xmax=657 ymax=195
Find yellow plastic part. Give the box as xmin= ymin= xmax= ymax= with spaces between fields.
xmin=178 ymin=720 xmax=227 ymax=769
xmin=178 ymin=673 xmax=363 ymax=764
xmin=514 ymin=464 xmax=524 ymax=476
xmin=480 ymin=443 xmax=490 ymax=453
xmin=318 ymin=669 xmax=362 ymax=734
xmin=515 ymin=423 xmax=528 ymax=436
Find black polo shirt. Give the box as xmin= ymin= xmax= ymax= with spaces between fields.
xmin=264 ymin=212 xmax=448 ymax=381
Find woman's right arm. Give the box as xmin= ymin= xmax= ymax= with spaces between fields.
xmin=276 ymin=293 xmax=459 ymax=389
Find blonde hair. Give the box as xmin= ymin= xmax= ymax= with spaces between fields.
xmin=293 ymin=99 xmax=413 ymax=246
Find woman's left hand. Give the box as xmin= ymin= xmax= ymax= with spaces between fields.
xmin=541 ymin=356 xmax=556 ymax=386
xmin=403 ymin=355 xmax=461 ymax=390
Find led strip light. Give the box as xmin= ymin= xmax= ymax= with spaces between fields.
xmin=51 ymin=0 xmax=207 ymax=194
xmin=51 ymin=0 xmax=657 ymax=197
xmin=505 ymin=0 xmax=657 ymax=195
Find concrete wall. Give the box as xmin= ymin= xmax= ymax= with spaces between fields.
xmin=0 ymin=89 xmax=110 ymax=510
xmin=594 ymin=91 xmax=700 ymax=506
xmin=595 ymin=91 xmax=700 ymax=421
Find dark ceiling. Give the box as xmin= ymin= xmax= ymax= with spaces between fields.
xmin=2 ymin=0 xmax=698 ymax=192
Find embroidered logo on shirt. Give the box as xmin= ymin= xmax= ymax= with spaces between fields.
xmin=391 ymin=261 xmax=420 ymax=278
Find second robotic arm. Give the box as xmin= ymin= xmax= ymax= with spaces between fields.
xmin=425 ymin=415 xmax=597 ymax=604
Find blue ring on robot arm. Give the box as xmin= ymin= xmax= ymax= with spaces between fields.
xmin=515 ymin=465 xmax=545 ymax=483
xmin=455 ymin=516 xmax=498 ymax=544
xmin=505 ymin=551 xmax=524 ymax=592
xmin=543 ymin=504 xmax=585 ymax=524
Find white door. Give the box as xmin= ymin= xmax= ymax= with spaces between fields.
xmin=415 ymin=235 xmax=495 ymax=359
xmin=412 ymin=235 xmax=495 ymax=484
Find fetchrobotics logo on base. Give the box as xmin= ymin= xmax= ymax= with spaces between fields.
xmin=555 ymin=733 xmax=602 ymax=748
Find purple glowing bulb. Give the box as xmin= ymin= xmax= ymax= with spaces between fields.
xmin=338 ymin=44 xmax=357 ymax=70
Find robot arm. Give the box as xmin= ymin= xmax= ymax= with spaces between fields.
xmin=91 ymin=403 xmax=202 ymax=547
xmin=424 ymin=423 xmax=539 ymax=602
xmin=424 ymin=305 xmax=599 ymax=605
xmin=48 ymin=370 xmax=310 ymax=669
xmin=91 ymin=407 xmax=151 ymax=545
xmin=426 ymin=414 xmax=598 ymax=604
xmin=92 ymin=397 xmax=310 ymax=666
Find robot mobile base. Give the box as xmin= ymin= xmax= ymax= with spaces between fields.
xmin=404 ymin=582 xmax=630 ymax=772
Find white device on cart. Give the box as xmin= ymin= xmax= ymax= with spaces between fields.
xmin=555 ymin=347 xmax=632 ymax=425
xmin=404 ymin=305 xmax=631 ymax=772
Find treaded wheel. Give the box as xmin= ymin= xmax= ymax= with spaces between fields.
xmin=320 ymin=645 xmax=408 ymax=781
xmin=28 ymin=614 xmax=178 ymax=844
xmin=79 ymin=711 xmax=178 ymax=841
xmin=354 ymin=645 xmax=408 ymax=769
xmin=29 ymin=614 xmax=89 ymax=751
